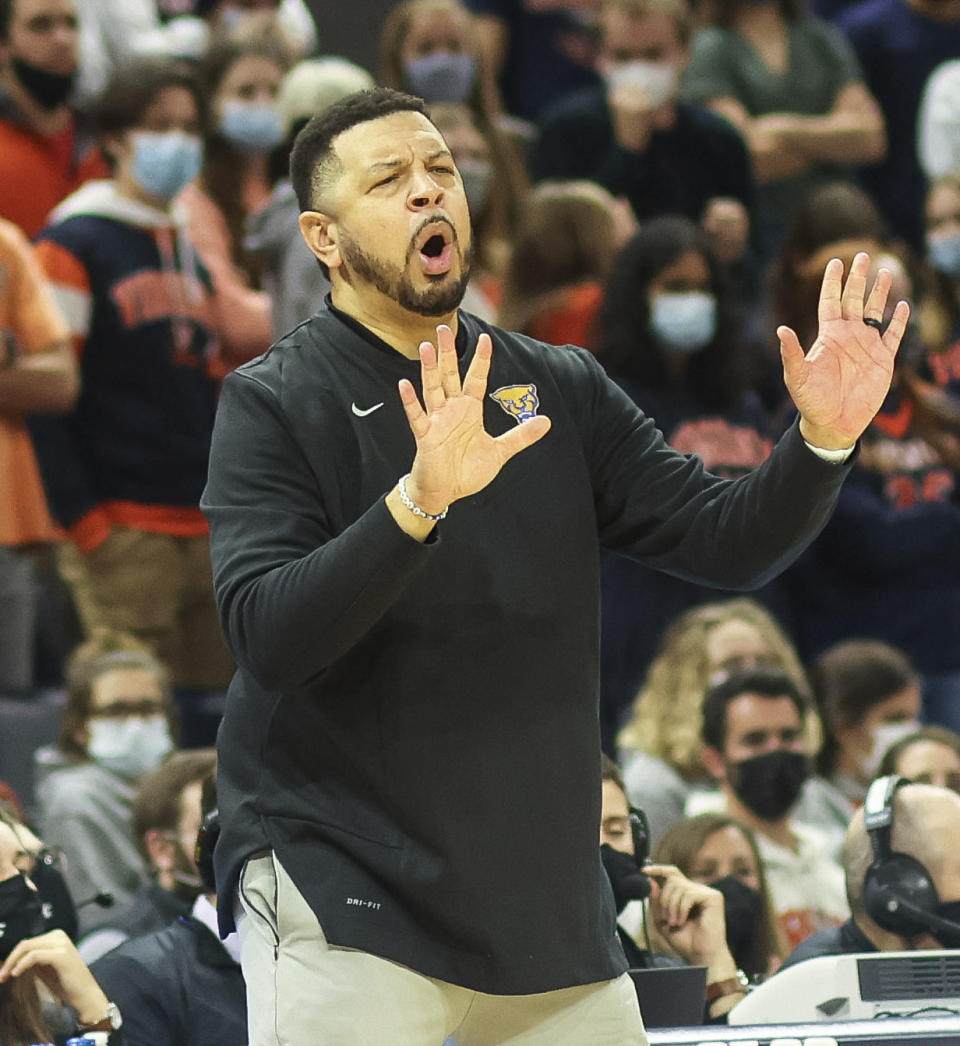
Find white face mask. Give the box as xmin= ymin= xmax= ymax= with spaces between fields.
xmin=604 ymin=60 xmax=678 ymax=108
xmin=87 ymin=715 xmax=173 ymax=780
xmin=649 ymin=290 xmax=717 ymax=354
xmin=862 ymin=719 xmax=922 ymax=780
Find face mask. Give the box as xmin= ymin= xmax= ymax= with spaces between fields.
xmin=604 ymin=60 xmax=678 ymax=108
xmin=649 ymin=291 xmax=717 ymax=354
xmin=932 ymin=900 xmax=960 ymax=948
xmin=927 ymin=232 xmax=960 ymax=279
xmin=219 ymin=100 xmax=285 ymax=153
xmin=0 ymin=875 xmax=49 ymax=961
xmin=457 ymin=157 xmax=493 ymax=215
xmin=404 ymin=52 xmax=477 ymax=104
xmin=130 ymin=131 xmax=202 ymax=202
xmin=600 ymin=843 xmax=651 ymax=914
xmin=29 ymin=854 xmax=77 ymax=940
xmin=710 ymin=875 xmax=763 ymax=972
xmin=729 ymin=749 xmax=809 ymax=821
xmin=862 ymin=719 xmax=921 ymax=781
xmin=87 ymin=715 xmax=173 ymax=780
xmin=11 ymin=56 xmax=75 ymax=110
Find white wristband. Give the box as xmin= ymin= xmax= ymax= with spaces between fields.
xmin=397 ymin=474 xmax=448 ymax=521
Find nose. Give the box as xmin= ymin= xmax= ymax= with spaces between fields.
xmin=408 ymin=169 xmax=445 ymax=211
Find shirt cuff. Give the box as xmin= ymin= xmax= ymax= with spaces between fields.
xmin=803 ymin=439 xmax=854 ymax=464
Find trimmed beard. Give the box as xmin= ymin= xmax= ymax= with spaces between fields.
xmin=337 ymin=222 xmax=472 ymax=317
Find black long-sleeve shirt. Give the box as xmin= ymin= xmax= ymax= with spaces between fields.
xmin=201 ymin=303 xmax=850 ymax=995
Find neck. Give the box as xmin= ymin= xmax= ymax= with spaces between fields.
xmin=724 ymin=788 xmax=797 ymax=851
xmin=114 ymin=172 xmax=174 ymax=214
xmin=736 ymin=4 xmax=784 ymax=33
xmin=834 ymin=747 xmax=871 ymax=787
xmin=854 ymin=912 xmax=911 ymax=952
xmin=0 ymin=64 xmax=71 ymax=134
xmin=330 ymin=282 xmax=459 ymax=359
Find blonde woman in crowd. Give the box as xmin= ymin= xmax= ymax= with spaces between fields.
xmin=617 ymin=597 xmax=814 ymax=843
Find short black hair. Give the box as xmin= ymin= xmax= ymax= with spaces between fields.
xmin=289 ymin=86 xmax=428 ymax=213
xmin=702 ymin=668 xmax=807 ymax=752
xmin=94 ymin=57 xmax=204 ymax=167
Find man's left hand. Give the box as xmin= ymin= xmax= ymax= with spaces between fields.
xmin=779 ymin=251 xmax=909 ymax=450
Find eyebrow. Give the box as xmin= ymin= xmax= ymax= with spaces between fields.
xmin=366 ymin=148 xmax=454 ymax=177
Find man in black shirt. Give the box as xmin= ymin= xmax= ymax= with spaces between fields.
xmin=201 ymin=86 xmax=908 ymax=1045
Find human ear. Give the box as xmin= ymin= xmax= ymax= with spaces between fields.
xmin=700 ymin=744 xmax=727 ymax=782
xmin=144 ymin=829 xmax=175 ymax=872
xmin=298 ymin=211 xmax=342 ymax=271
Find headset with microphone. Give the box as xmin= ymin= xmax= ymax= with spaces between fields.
xmin=863 ymin=774 xmax=960 ymax=943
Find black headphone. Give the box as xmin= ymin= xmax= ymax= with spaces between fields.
xmin=629 ymin=807 xmax=650 ymax=868
xmin=194 ymin=808 xmax=220 ymax=895
xmin=863 ymin=774 xmax=950 ymax=938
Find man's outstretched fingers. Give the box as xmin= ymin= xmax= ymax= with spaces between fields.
xmin=777 ymin=324 xmax=805 ymax=373
xmin=436 ymin=325 xmax=462 ymax=398
xmin=839 ymin=251 xmax=870 ymax=321
xmin=817 ymin=257 xmax=845 ymax=326
xmin=493 ymin=414 xmax=551 ymax=463
xmin=398 ymin=377 xmax=430 ymax=440
xmin=462 ymin=333 xmax=494 ymax=400
xmin=862 ymin=266 xmax=892 ymax=324
xmin=418 ymin=340 xmax=447 ymax=414
xmin=881 ymin=300 xmax=911 ymax=355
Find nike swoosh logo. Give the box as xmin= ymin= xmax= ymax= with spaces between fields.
xmin=352 ymin=402 xmax=384 ymax=417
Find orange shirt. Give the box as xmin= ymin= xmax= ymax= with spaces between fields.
xmin=0 ymin=117 xmax=109 ymax=238
xmin=0 ymin=218 xmax=70 ymax=545
xmin=528 ymin=282 xmax=604 ymax=351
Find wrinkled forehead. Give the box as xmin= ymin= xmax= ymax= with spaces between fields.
xmin=332 ymin=110 xmax=449 ymax=181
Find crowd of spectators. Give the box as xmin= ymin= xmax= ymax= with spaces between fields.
xmin=1 ymin=0 xmax=960 ymax=1040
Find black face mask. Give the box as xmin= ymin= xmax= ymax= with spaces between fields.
xmin=0 ymin=875 xmax=49 ymax=961
xmin=601 ymin=844 xmax=651 ymax=914
xmin=29 ymin=853 xmax=77 ymax=940
xmin=11 ymin=56 xmax=75 ymax=110
xmin=710 ymin=875 xmax=763 ymax=972
xmin=729 ymin=750 xmax=809 ymax=821
xmin=932 ymin=900 xmax=960 ymax=949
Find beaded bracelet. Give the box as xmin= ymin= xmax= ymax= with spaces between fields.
xmin=397 ymin=474 xmax=448 ymax=521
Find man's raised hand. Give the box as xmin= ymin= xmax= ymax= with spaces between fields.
xmin=397 ymin=325 xmax=551 ymax=518
xmin=779 ymin=251 xmax=909 ymax=450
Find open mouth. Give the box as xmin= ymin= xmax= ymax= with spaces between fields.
xmin=415 ymin=221 xmax=455 ymax=276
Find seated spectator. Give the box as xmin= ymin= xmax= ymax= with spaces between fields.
xmin=178 ymin=36 xmax=292 ymax=365
xmin=652 ymin=812 xmax=787 ymax=982
xmin=0 ymin=215 xmax=76 ymax=695
xmin=810 ymin=639 xmax=921 ymax=807
xmin=681 ymin=0 xmax=886 ymax=263
xmin=782 ymin=777 xmax=960 ymax=966
xmin=0 ymin=0 xmax=108 ymax=237
xmin=79 ymin=747 xmax=217 ymax=962
xmin=428 ymin=101 xmax=521 ymax=316
xmin=925 ymin=172 xmax=960 ymax=337
xmin=599 ymin=757 xmax=749 ymax=1020
xmin=698 ymin=668 xmax=849 ymax=951
xmin=497 ymin=179 xmax=633 ymax=347
xmin=91 ymin=771 xmax=246 ymax=1046
xmin=379 ymin=0 xmax=528 ymax=232
xmin=836 ymin=0 xmax=960 ymax=250
xmin=878 ymin=725 xmax=960 ymax=793
xmin=918 ymin=60 xmax=960 ymax=183
xmin=35 ymin=630 xmax=176 ymax=933
xmin=0 ymin=816 xmax=121 ymax=1043
xmin=30 ymin=56 xmax=236 ymax=695
xmin=616 ymin=597 xmax=813 ymax=842
xmin=534 ymin=0 xmax=754 ymax=268
xmin=246 ymin=56 xmax=375 ymax=340
xmin=597 ymin=216 xmax=779 ymax=731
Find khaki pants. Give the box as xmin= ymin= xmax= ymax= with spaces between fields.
xmin=236 ymin=852 xmax=647 ymax=1046
xmin=60 ymin=527 xmax=233 ymax=690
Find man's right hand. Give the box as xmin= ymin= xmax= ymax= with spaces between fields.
xmin=388 ymin=325 xmax=551 ymax=533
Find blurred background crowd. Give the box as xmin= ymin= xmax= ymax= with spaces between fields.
xmin=2 ymin=0 xmax=960 ymax=1041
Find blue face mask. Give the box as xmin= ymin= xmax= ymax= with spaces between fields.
xmin=927 ymin=231 xmax=960 ymax=279
xmin=404 ymin=51 xmax=477 ymax=103
xmin=130 ymin=131 xmax=202 ymax=202
xmin=649 ymin=290 xmax=717 ymax=354
xmin=220 ymin=100 xmax=285 ymax=153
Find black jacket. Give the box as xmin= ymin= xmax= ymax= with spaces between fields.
xmin=201 ymin=304 xmax=851 ymax=995
xmin=90 ymin=916 xmax=245 ymax=1046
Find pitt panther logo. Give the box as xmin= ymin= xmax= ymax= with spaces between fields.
xmin=490 ymin=384 xmax=539 ymax=424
